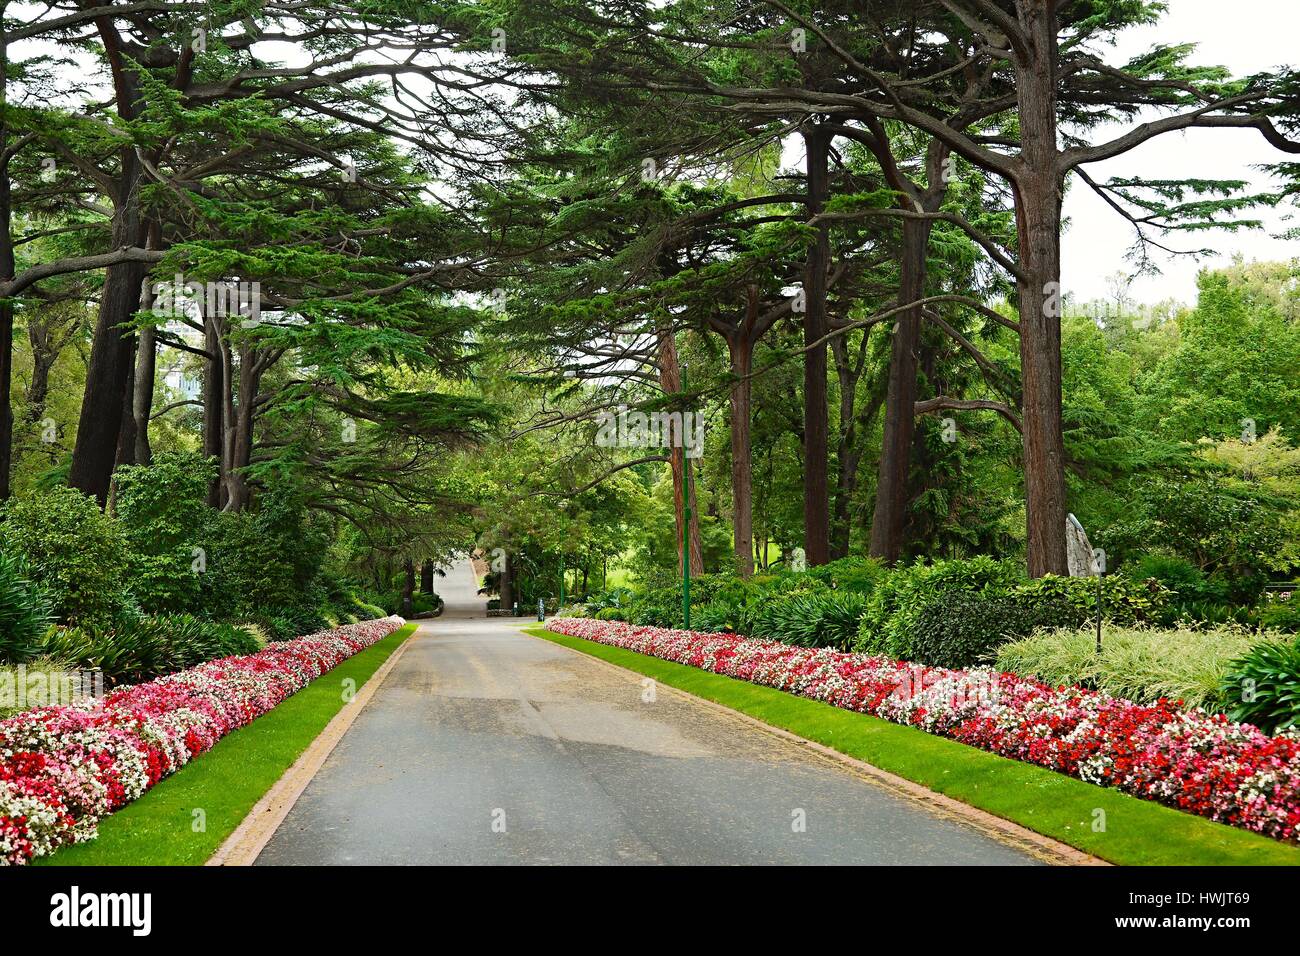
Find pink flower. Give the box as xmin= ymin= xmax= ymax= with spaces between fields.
xmin=547 ymin=618 xmax=1300 ymax=843
xmin=0 ymin=616 xmax=406 ymax=865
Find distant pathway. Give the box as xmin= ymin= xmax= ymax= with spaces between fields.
xmin=255 ymin=559 xmax=1038 ymax=865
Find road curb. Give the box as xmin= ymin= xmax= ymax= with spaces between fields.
xmin=206 ymin=626 xmax=420 ymax=866
xmin=524 ymin=624 xmax=1108 ymax=867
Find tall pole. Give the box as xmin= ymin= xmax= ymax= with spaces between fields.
xmin=559 ymin=556 xmax=565 ymax=610
xmin=681 ymin=362 xmax=691 ymax=630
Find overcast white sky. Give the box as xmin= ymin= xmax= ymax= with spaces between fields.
xmin=1060 ymin=0 xmax=1300 ymax=306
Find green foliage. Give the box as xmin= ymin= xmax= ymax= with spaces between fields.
xmin=907 ymin=590 xmax=1086 ymax=669
xmin=0 ymin=486 xmax=133 ymax=626
xmin=1221 ymin=637 xmax=1300 ymax=733
xmin=1101 ymin=473 xmax=1282 ymax=594
xmin=805 ymin=556 xmax=888 ymax=594
xmin=1256 ymin=595 xmax=1300 ymax=633
xmin=1126 ymin=553 xmax=1228 ymax=605
xmin=114 ymin=452 xmax=215 ymax=614
xmin=998 ymin=624 xmax=1261 ymax=710
xmin=748 ymin=589 xmax=867 ymax=650
xmin=856 ymin=557 xmax=1025 ymax=658
xmin=0 ymin=550 xmax=54 ymax=663
xmin=1016 ymin=573 xmax=1171 ymax=627
xmin=41 ymin=614 xmax=263 ymax=685
xmin=197 ymin=489 xmax=333 ymax=635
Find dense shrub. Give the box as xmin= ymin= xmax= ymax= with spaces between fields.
xmin=114 ymin=453 xmax=213 ymax=614
xmin=0 ymin=486 xmax=133 ymax=625
xmin=997 ymin=624 xmax=1261 ymax=710
xmin=907 ymin=589 xmax=1086 ymax=669
xmin=1127 ymin=554 xmax=1227 ymax=605
xmin=40 ymin=614 xmax=264 ymax=685
xmin=856 ymin=556 xmax=1024 ymax=657
xmin=1220 ymin=637 xmax=1300 ymax=733
xmin=805 ymin=556 xmax=887 ymax=594
xmin=1100 ymin=474 xmax=1282 ymax=596
xmin=198 ymin=490 xmax=333 ymax=629
xmin=1256 ymin=594 xmax=1300 ymax=633
xmin=0 ymin=551 xmax=53 ymax=663
xmin=1016 ymin=573 xmax=1170 ymax=626
xmin=748 ymin=589 xmax=867 ymax=649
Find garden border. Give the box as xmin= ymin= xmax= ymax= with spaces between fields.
xmin=207 ymin=622 xmax=421 ymax=865
xmin=521 ymin=624 xmax=1103 ymax=866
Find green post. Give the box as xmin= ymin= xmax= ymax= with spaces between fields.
xmin=559 ymin=557 xmax=565 ymax=611
xmin=681 ymin=362 xmax=691 ymax=630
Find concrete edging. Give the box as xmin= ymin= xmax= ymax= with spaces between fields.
xmin=523 ymin=624 xmax=1108 ymax=867
xmin=206 ymin=626 xmax=420 ymax=866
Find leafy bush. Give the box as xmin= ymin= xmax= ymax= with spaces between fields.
xmin=595 ymin=606 xmax=628 ymax=621
xmin=114 ymin=453 xmax=213 ymax=614
xmin=907 ymin=589 xmax=1086 ymax=669
xmin=748 ymin=588 xmax=867 ymax=649
xmin=197 ymin=490 xmax=331 ymax=628
xmin=1220 ymin=637 xmax=1300 ymax=733
xmin=585 ymin=586 xmax=636 ymax=615
xmin=0 ymin=485 xmax=133 ymax=625
xmin=997 ymin=624 xmax=1261 ymax=710
xmin=805 ymin=556 xmax=887 ymax=594
xmin=351 ymin=597 xmax=386 ymax=620
xmin=0 ymin=550 xmax=53 ymax=662
xmin=1127 ymin=554 xmax=1227 ymax=605
xmin=1256 ymin=594 xmax=1300 ymax=633
xmin=856 ymin=556 xmax=1024 ymax=657
xmin=1016 ymin=573 xmax=1170 ymax=627
xmin=1100 ymin=474 xmax=1279 ymax=599
xmin=40 ymin=613 xmax=262 ymax=685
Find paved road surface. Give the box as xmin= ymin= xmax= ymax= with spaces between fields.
xmin=256 ymin=559 xmax=1037 ymax=865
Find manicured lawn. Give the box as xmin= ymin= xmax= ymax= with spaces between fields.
xmin=525 ymin=624 xmax=1300 ymax=866
xmin=37 ymin=622 xmax=417 ymax=866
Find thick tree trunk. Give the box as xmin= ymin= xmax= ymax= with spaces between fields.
xmin=401 ymin=559 xmax=415 ymax=616
xmin=203 ymin=311 xmax=224 ymax=506
xmin=130 ymin=222 xmax=160 ymax=466
xmin=801 ymin=127 xmax=832 ymax=566
xmin=420 ymin=559 xmax=434 ymax=594
xmin=132 ymin=323 xmax=155 ymax=465
xmin=114 ymin=336 xmax=137 ymax=468
xmin=727 ymin=332 xmax=754 ymax=577
xmin=499 ymin=551 xmax=513 ymax=610
xmin=1014 ymin=2 xmax=1068 ymax=577
xmin=657 ymin=330 xmax=704 ymax=576
xmin=221 ymin=344 xmax=261 ymax=511
xmin=0 ymin=148 xmax=12 ymax=500
xmin=69 ymin=79 xmax=146 ymax=503
xmin=870 ymin=217 xmax=932 ymax=563
xmin=0 ymin=23 xmax=14 ymax=500
xmin=830 ymin=337 xmax=883 ymax=561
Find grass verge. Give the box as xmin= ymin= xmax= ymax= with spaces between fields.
xmin=525 ymin=624 xmax=1300 ymax=866
xmin=37 ymin=622 xmax=418 ymax=866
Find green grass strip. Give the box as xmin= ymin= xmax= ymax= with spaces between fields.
xmin=37 ymin=622 xmax=418 ymax=867
xmin=525 ymin=625 xmax=1300 ymax=866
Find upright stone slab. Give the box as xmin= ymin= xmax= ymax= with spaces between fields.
xmin=1065 ymin=513 xmax=1095 ymax=578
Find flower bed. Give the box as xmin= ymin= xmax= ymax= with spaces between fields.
xmin=0 ymin=616 xmax=406 ymax=865
xmin=548 ymin=618 xmax=1300 ymax=842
